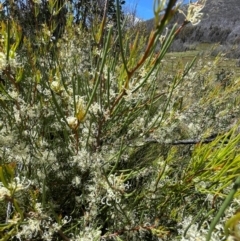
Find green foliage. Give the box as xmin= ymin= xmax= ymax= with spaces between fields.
xmin=1 ymin=0 xmax=125 ymax=45
xmin=0 ymin=0 xmax=239 ymax=240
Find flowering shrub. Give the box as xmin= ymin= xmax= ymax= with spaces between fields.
xmin=0 ymin=0 xmax=239 ymax=240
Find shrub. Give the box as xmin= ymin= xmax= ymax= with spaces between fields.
xmin=0 ymin=0 xmax=239 ymax=240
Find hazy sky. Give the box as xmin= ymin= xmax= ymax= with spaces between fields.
xmin=126 ymin=0 xmax=196 ymax=20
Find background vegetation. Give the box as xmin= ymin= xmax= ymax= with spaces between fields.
xmin=0 ymin=0 xmax=239 ymax=240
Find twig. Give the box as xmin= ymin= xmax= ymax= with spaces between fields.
xmin=144 ymin=133 xmax=230 ymax=146
xmin=58 ymin=229 xmax=70 ymax=241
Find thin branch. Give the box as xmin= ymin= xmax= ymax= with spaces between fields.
xmin=144 ymin=132 xmax=231 ymax=146
xmin=58 ymin=229 xmax=70 ymax=241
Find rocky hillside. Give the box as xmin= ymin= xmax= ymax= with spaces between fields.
xmin=144 ymin=0 xmax=240 ymax=58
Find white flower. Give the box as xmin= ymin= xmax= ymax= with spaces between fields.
xmin=179 ymin=0 xmax=206 ymax=25
xmin=72 ymin=176 xmax=81 ymax=187
xmin=8 ymin=176 xmax=31 ymax=192
xmin=67 ymin=116 xmax=78 ymax=129
xmin=0 ymin=52 xmax=7 ymax=72
xmin=89 ymin=102 xmax=101 ymax=116
xmin=159 ymin=27 xmax=169 ymax=45
xmin=0 ymin=185 xmax=10 ymax=201
xmin=73 ymin=227 xmax=102 ymax=241
xmin=50 ymin=80 xmax=61 ymax=93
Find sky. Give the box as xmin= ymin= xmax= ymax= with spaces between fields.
xmin=125 ymin=0 xmax=196 ymax=20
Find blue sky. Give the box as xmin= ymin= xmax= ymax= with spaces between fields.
xmin=126 ymin=0 xmax=195 ymax=20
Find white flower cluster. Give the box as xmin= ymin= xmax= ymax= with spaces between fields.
xmin=179 ymin=0 xmax=207 ymax=25
xmin=100 ymin=174 xmax=125 ymax=206
xmin=72 ymin=227 xmax=101 ymax=241
xmin=0 ymin=50 xmax=20 ymax=73
xmin=0 ymin=176 xmax=31 ymax=201
xmin=15 ymin=216 xmax=71 ymax=241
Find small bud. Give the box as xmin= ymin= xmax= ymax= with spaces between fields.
xmin=50 ymin=81 xmax=61 ymax=93
xmin=75 ymin=96 xmax=86 ymax=122
xmin=67 ymin=116 xmax=78 ymax=129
